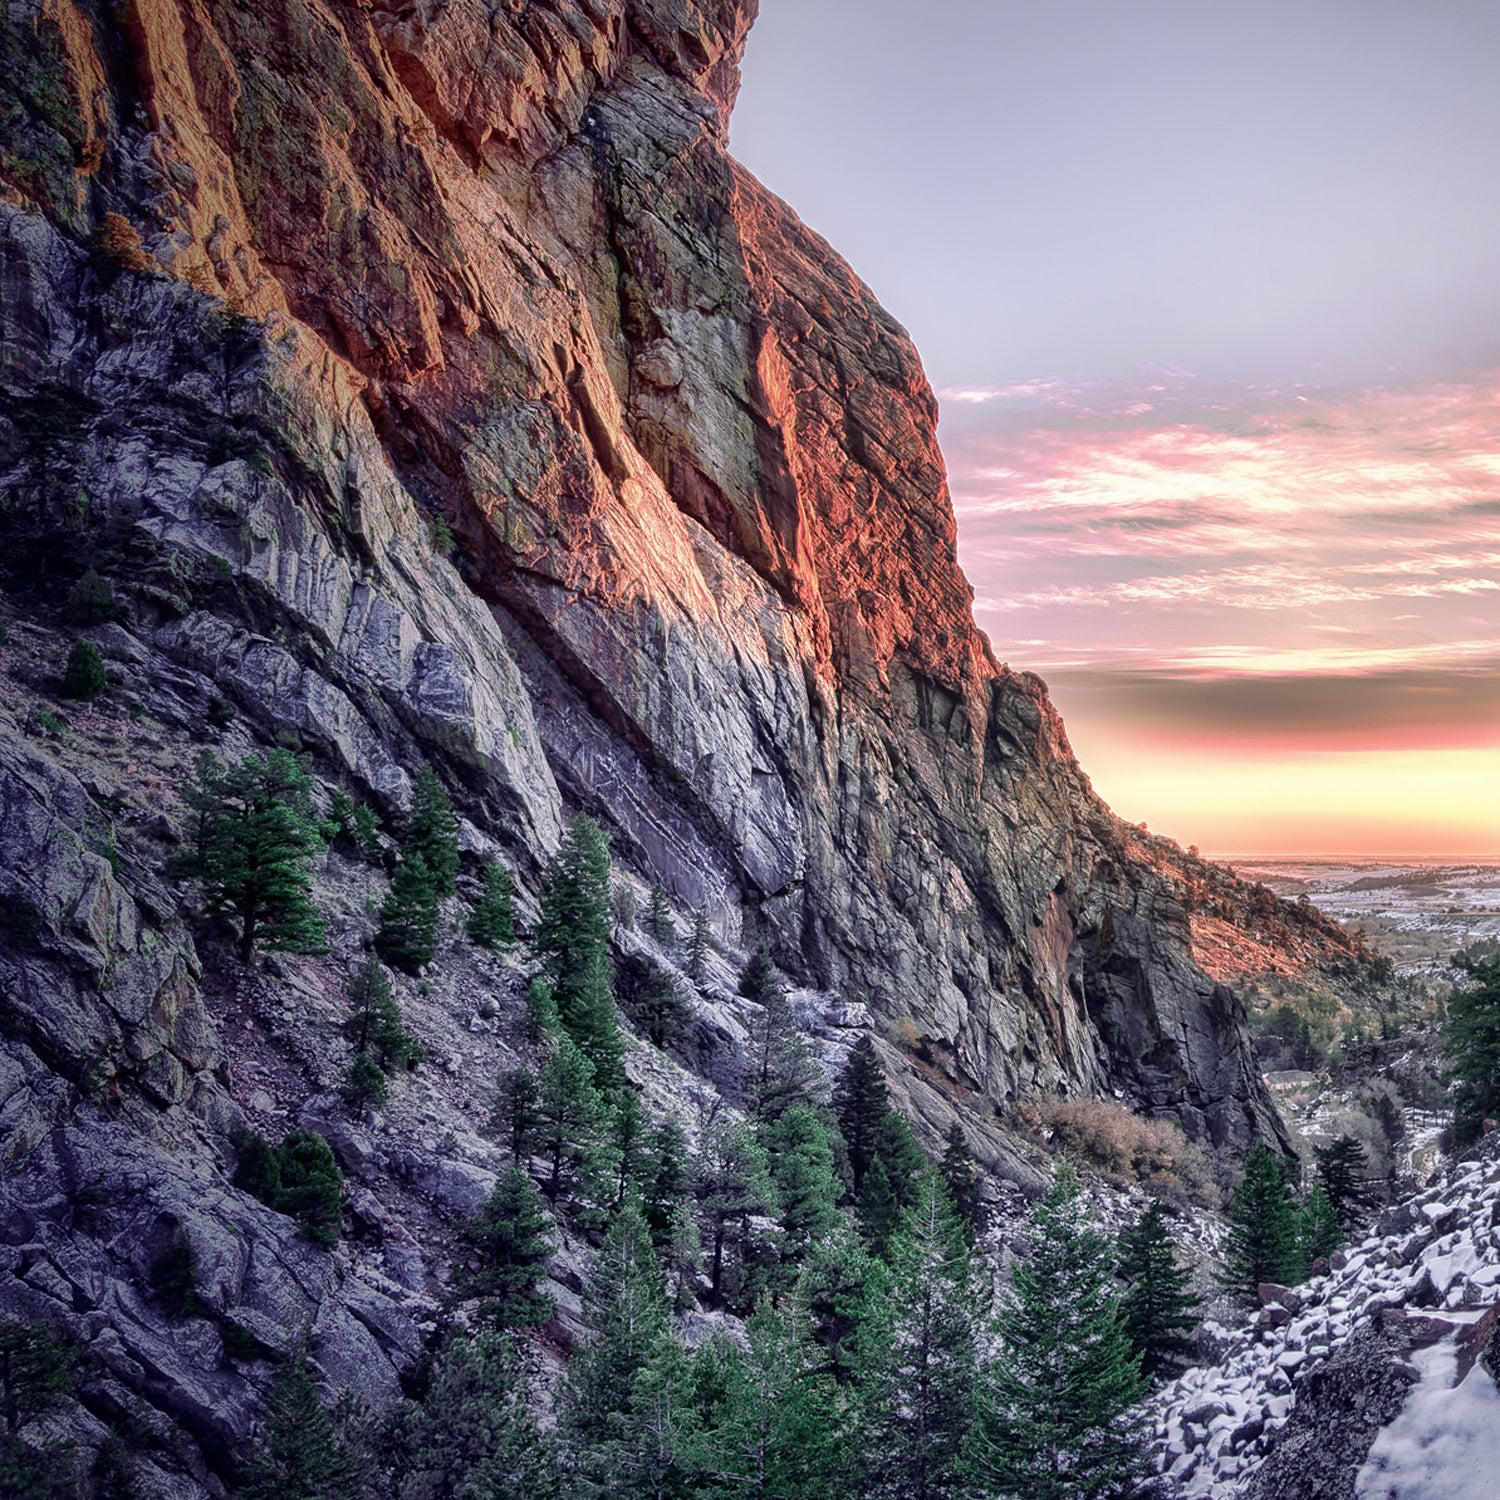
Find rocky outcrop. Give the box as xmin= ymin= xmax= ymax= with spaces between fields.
xmin=0 ymin=0 xmax=1300 ymax=1150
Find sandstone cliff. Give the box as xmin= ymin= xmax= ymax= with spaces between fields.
xmin=0 ymin=0 xmax=1375 ymax=1486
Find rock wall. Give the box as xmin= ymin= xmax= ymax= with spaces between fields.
xmin=0 ymin=0 xmax=1298 ymax=1148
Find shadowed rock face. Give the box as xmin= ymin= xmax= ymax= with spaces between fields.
xmin=0 ymin=0 xmax=1294 ymax=1148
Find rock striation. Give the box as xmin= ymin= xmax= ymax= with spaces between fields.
xmin=0 ymin=0 xmax=1306 ymax=1148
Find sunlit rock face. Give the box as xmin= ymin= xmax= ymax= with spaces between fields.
xmin=0 ymin=0 xmax=1289 ymax=1147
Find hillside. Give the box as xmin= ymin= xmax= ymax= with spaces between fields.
xmin=0 ymin=0 xmax=1398 ymax=1492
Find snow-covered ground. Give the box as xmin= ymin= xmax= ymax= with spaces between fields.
xmin=1233 ymin=859 xmax=1500 ymax=976
xmin=1143 ymin=1135 xmax=1500 ymax=1496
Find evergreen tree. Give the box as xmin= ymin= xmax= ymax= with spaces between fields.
xmin=67 ymin=567 xmax=117 ymax=625
xmin=1299 ymin=1182 xmax=1344 ymax=1266
xmin=646 ymin=883 xmax=675 ymax=944
xmin=689 ymin=1304 xmax=847 ymax=1499
xmin=1221 ymin=1142 xmax=1304 ymax=1301
xmin=183 ymin=748 xmax=328 ymax=963
xmin=1118 ymin=1201 xmax=1201 ymax=1383
xmin=798 ymin=1228 xmax=880 ymax=1386
xmin=1313 ymin=1135 xmax=1374 ymax=1233
xmin=535 ymin=1033 xmax=610 ymax=1207
xmin=738 ymin=943 xmax=781 ymax=1006
xmin=968 ymin=1163 xmax=1146 ymax=1500
xmin=855 ymin=1174 xmax=977 ymax=1500
xmin=857 ymin=1156 xmax=903 ymax=1259
xmin=746 ymin=985 xmax=822 ymax=1123
xmin=641 ymin=1119 xmax=694 ymax=1255
xmin=234 ymin=1130 xmax=283 ymax=1204
xmin=687 ymin=909 xmax=713 ymax=985
xmin=0 ymin=1316 xmax=78 ymax=1500
xmin=532 ymin=817 xmax=621 ymax=1083
xmin=341 ymin=1050 xmax=388 ymax=1111
xmin=763 ymin=1102 xmax=841 ymax=1264
xmin=241 ymin=1350 xmax=365 ymax=1500
xmin=834 ymin=1036 xmax=922 ymax=1205
xmin=344 ymin=956 xmax=420 ymax=1070
xmin=1446 ymin=956 xmax=1500 ymax=1147
xmin=467 ymin=859 xmax=517 ymax=951
xmin=562 ymin=1201 xmax=692 ymax=1498
xmin=694 ymin=1120 xmax=780 ymax=1304
xmin=608 ymin=1087 xmax=652 ymax=1208
xmin=374 ymin=854 xmax=440 ymax=975
xmin=387 ymin=1330 xmax=559 ymax=1500
xmin=493 ymin=1066 xmax=541 ymax=1162
xmin=938 ymin=1123 xmax=985 ymax=1242
xmin=402 ymin=765 xmax=460 ymax=898
xmin=275 ymin=1129 xmax=345 ymax=1248
xmin=618 ymin=955 xmax=695 ymax=1051
xmin=525 ymin=978 xmax=560 ymax=1042
xmin=464 ymin=1165 xmax=556 ymax=1330
xmin=60 ymin=639 xmax=106 ymax=701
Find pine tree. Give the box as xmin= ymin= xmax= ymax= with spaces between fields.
xmin=1221 ymin=1142 xmax=1304 ymax=1301
xmin=275 ymin=1129 xmax=345 ymax=1248
xmin=938 ymin=1123 xmax=985 ymax=1242
xmin=533 ymin=817 xmax=621 ymax=1083
xmin=641 ymin=1119 xmax=692 ymax=1245
xmin=403 ymin=765 xmax=460 ymax=898
xmin=61 ymin=639 xmax=107 ymax=700
xmin=341 ymin=1050 xmax=388 ymax=1111
xmin=1313 ymin=1135 xmax=1374 ymax=1233
xmin=467 ymin=859 xmax=517 ymax=951
xmin=618 ymin=955 xmax=695 ymax=1051
xmin=1118 ymin=1200 xmax=1201 ymax=1383
xmin=689 ymin=1304 xmax=846 ymax=1498
xmin=646 ymin=883 xmax=675 ymax=944
xmin=762 ymin=1102 xmax=841 ymax=1263
xmin=858 ymin=1156 xmax=903 ymax=1259
xmin=607 ymin=1087 xmax=652 ymax=1208
xmin=562 ymin=1201 xmax=692 ymax=1498
xmin=855 ymin=1174 xmax=977 ymax=1500
xmin=535 ymin=1033 xmax=610 ymax=1207
xmin=833 ymin=1034 xmax=925 ymax=1200
xmin=968 ymin=1163 xmax=1146 ymax=1500
xmin=183 ymin=748 xmax=328 ymax=963
xmin=241 ymin=1350 xmax=365 ymax=1500
xmin=374 ymin=854 xmax=441 ymax=975
xmin=694 ymin=1120 xmax=779 ymax=1304
xmin=493 ymin=1066 xmax=541 ymax=1162
xmin=1299 ymin=1182 xmax=1344 ymax=1266
xmin=344 ymin=955 xmax=420 ymax=1070
xmin=687 ymin=909 xmax=712 ymax=985
xmin=746 ymin=984 xmax=822 ymax=1123
xmin=798 ymin=1227 xmax=880 ymax=1386
xmin=0 ymin=1316 xmax=78 ymax=1500
xmin=234 ymin=1130 xmax=283 ymax=1204
xmin=387 ymin=1330 xmax=559 ymax=1500
xmin=1446 ymin=956 xmax=1500 ymax=1147
xmin=464 ymin=1164 xmax=555 ymax=1330
xmin=738 ymin=943 xmax=781 ymax=1006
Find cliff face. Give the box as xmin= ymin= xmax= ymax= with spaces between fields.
xmin=0 ymin=0 xmax=1295 ymax=1144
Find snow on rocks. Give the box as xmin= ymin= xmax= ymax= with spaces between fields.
xmin=1143 ymin=1134 xmax=1500 ymax=1497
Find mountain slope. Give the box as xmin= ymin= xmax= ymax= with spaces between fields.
xmin=0 ymin=0 xmax=1311 ymax=1145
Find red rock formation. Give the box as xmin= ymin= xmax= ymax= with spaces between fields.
xmin=0 ymin=0 xmax=1356 ymax=1148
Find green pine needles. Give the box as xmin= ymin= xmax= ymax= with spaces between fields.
xmin=969 ymin=1162 xmax=1147 ymax=1500
xmin=533 ymin=815 xmax=622 ymax=1084
xmin=1445 ymin=955 xmax=1500 ymax=1147
xmin=183 ymin=748 xmax=327 ymax=964
xmin=1118 ymin=1200 xmax=1201 ymax=1382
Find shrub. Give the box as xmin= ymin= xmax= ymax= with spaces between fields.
xmin=1034 ymin=1096 xmax=1221 ymax=1209
xmin=234 ymin=1127 xmax=343 ymax=1246
xmin=150 ymin=1226 xmax=199 ymax=1319
xmin=60 ymin=640 xmax=106 ymax=700
xmin=67 ymin=567 xmax=117 ymax=624
xmin=341 ymin=1050 xmax=388 ymax=1111
xmin=96 ymin=212 xmax=153 ymax=272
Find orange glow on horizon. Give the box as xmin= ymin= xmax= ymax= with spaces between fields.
xmin=1059 ymin=729 xmax=1500 ymax=860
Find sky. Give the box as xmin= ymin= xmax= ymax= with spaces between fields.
xmin=731 ymin=0 xmax=1500 ymax=858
